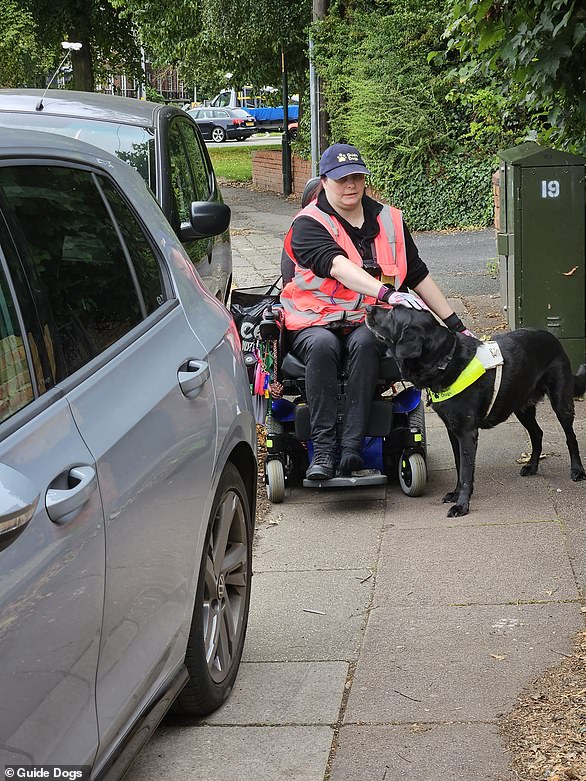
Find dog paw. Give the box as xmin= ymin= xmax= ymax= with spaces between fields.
xmin=571 ymin=467 xmax=586 ymax=482
xmin=447 ymin=503 xmax=469 ymax=517
xmin=520 ymin=463 xmax=538 ymax=477
xmin=442 ymin=491 xmax=459 ymax=503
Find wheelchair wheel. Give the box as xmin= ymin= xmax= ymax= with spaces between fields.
xmin=408 ymin=400 xmax=426 ymax=449
xmin=398 ymin=452 xmax=427 ymax=497
xmin=266 ymin=459 xmax=285 ymax=504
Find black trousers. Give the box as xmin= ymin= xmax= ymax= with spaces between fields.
xmin=289 ymin=324 xmax=385 ymax=453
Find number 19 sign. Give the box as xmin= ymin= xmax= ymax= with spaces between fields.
xmin=541 ymin=180 xmax=560 ymax=198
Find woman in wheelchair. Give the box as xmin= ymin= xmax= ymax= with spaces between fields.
xmin=281 ymin=143 xmax=471 ymax=481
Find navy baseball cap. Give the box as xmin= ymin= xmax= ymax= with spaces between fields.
xmin=319 ymin=143 xmax=371 ymax=180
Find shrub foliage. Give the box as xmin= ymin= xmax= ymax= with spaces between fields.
xmin=312 ymin=0 xmax=550 ymax=230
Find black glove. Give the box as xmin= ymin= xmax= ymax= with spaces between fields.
xmin=443 ymin=313 xmax=466 ymax=333
xmin=443 ymin=312 xmax=475 ymax=338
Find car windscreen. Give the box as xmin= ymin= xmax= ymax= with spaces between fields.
xmin=0 ymin=113 xmax=155 ymax=188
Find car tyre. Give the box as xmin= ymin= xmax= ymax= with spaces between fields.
xmin=211 ymin=126 xmax=226 ymax=143
xmin=172 ymin=462 xmax=252 ymax=717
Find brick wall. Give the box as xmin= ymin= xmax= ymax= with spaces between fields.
xmin=252 ymin=151 xmax=313 ymax=196
xmin=0 ymin=334 xmax=33 ymax=422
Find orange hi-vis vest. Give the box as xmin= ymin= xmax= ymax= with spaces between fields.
xmin=281 ymin=201 xmax=408 ymax=331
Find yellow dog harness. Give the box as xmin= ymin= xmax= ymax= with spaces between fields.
xmin=428 ymin=342 xmax=504 ymax=417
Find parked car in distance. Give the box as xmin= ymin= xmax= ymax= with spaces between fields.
xmin=187 ymin=107 xmax=257 ymax=143
xmin=0 ymin=128 xmax=257 ymax=779
xmin=0 ymin=89 xmax=233 ymax=303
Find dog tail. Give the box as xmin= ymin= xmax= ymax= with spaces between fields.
xmin=574 ymin=363 xmax=586 ymax=398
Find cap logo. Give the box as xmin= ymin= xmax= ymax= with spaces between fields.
xmin=336 ymin=152 xmax=359 ymax=163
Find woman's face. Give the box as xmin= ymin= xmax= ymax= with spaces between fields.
xmin=322 ymin=173 xmax=365 ymax=213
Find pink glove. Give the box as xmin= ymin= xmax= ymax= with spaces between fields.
xmin=387 ymin=291 xmax=430 ymax=311
xmin=460 ymin=328 xmax=476 ymax=338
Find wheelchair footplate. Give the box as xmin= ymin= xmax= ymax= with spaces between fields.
xmin=302 ymin=470 xmax=388 ymax=489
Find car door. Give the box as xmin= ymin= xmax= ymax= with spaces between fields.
xmin=0 ymin=196 xmax=104 ymax=767
xmin=28 ymin=165 xmax=219 ymax=767
xmin=195 ymin=109 xmax=213 ymax=139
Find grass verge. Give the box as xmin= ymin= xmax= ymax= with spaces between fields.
xmin=208 ymin=142 xmax=280 ymax=182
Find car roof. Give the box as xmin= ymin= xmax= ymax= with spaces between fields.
xmin=0 ymin=89 xmax=177 ymax=128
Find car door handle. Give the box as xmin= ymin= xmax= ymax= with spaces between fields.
xmin=0 ymin=463 xmax=40 ymax=551
xmin=178 ymin=360 xmax=210 ymax=399
xmin=46 ymin=466 xmax=97 ymax=525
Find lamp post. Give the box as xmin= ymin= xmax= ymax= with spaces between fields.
xmin=281 ymin=46 xmax=292 ymax=196
xmin=310 ymin=0 xmax=328 ymax=173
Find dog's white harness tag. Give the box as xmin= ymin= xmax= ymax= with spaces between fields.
xmin=476 ymin=341 xmax=503 ymax=370
xmin=476 ymin=342 xmax=504 ymax=417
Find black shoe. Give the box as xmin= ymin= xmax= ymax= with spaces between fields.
xmin=338 ymin=448 xmax=364 ymax=475
xmin=306 ymin=451 xmax=335 ymax=480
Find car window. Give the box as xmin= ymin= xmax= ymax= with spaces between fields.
xmin=168 ymin=120 xmax=196 ymax=226
xmin=0 ymin=264 xmax=35 ymax=422
xmin=178 ymin=121 xmax=212 ymax=201
xmin=0 ymin=164 xmax=144 ymax=380
xmin=0 ymin=113 xmax=156 ymax=189
xmin=0 ymin=211 xmax=55 ymax=391
xmin=100 ymin=178 xmax=167 ymax=313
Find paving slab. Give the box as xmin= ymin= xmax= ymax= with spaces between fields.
xmin=253 ymin=500 xmax=384 ymax=571
xmin=376 ymin=521 xmax=578 ymax=607
xmin=125 ymin=725 xmax=333 ymax=781
xmin=202 ymin=661 xmax=347 ymax=725
xmin=548 ymin=478 xmax=586 ymax=595
xmin=407 ymin=413 xmax=561 ymax=526
xmin=243 ymin=569 xmax=373 ymax=662
xmin=345 ymin=603 xmax=583 ymax=724
xmin=283 ymin=484 xmax=388 ymax=505
xmin=330 ymin=723 xmax=514 ymax=781
xmin=385 ymin=468 xmax=558 ymax=528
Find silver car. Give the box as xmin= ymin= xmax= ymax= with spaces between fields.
xmin=0 ymin=89 xmax=233 ymax=303
xmin=0 ymin=129 xmax=256 ymax=777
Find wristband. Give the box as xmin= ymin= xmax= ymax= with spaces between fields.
xmin=377 ymin=283 xmax=395 ymax=303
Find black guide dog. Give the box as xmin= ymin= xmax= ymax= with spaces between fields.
xmin=366 ymin=304 xmax=586 ymax=517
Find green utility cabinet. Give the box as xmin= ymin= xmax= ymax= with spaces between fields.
xmin=497 ymin=142 xmax=586 ymax=370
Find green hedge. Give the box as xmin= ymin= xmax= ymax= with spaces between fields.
xmin=369 ymin=154 xmax=495 ymax=231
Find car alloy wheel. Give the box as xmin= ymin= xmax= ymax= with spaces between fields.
xmin=172 ymin=463 xmax=252 ymax=716
xmin=211 ymin=127 xmax=226 ymax=143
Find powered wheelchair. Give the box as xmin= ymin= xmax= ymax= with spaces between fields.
xmin=256 ymin=304 xmax=427 ymax=503
xmin=231 ymin=177 xmax=428 ymax=504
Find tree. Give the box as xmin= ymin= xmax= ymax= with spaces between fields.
xmin=114 ymin=0 xmax=311 ymax=97
xmin=444 ymin=0 xmax=586 ymax=151
xmin=12 ymin=0 xmax=140 ymax=91
xmin=0 ymin=0 xmax=50 ymax=87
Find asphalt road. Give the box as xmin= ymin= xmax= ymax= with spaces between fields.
xmin=205 ymin=133 xmax=282 ymax=149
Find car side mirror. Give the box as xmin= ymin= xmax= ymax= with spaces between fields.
xmin=180 ymin=201 xmax=231 ymax=241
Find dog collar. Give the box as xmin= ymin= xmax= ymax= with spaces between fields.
xmin=428 ymin=356 xmax=486 ymax=403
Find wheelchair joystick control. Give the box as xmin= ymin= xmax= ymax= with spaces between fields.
xmin=259 ymin=306 xmax=280 ymax=341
